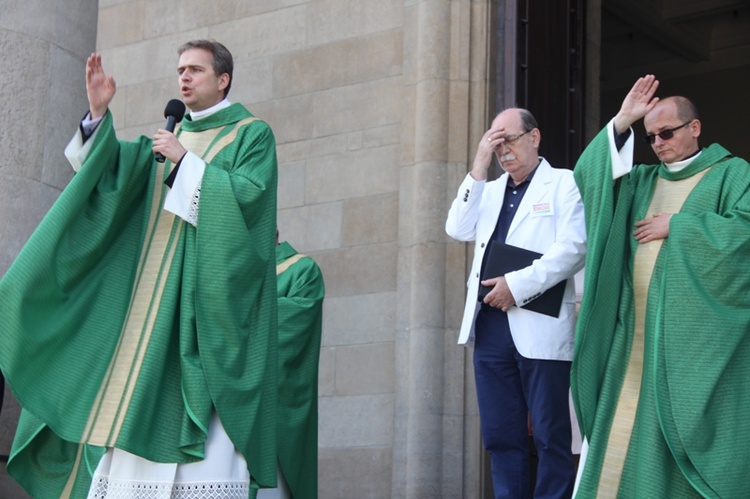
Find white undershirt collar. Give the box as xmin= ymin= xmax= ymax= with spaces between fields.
xmin=665 ymin=150 xmax=702 ymax=172
xmin=189 ymin=98 xmax=231 ymax=121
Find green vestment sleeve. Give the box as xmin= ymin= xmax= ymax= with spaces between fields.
xmin=185 ymin=105 xmax=280 ymax=491
xmin=651 ymin=155 xmax=750 ymax=498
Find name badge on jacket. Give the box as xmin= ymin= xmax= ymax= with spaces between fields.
xmin=530 ymin=202 xmax=553 ymax=217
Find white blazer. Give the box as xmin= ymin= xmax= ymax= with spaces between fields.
xmin=445 ymin=159 xmax=586 ymax=361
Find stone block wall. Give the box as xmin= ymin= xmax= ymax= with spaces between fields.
xmin=0 ymin=1 xmax=493 ymax=497
xmin=0 ymin=1 xmax=99 ymax=495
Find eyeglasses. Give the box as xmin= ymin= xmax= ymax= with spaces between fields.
xmin=503 ymin=130 xmax=531 ymax=143
xmin=643 ymin=121 xmax=692 ymax=144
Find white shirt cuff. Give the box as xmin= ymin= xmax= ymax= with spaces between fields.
xmin=607 ymin=118 xmax=634 ymax=180
xmin=164 ymin=151 xmax=205 ymax=226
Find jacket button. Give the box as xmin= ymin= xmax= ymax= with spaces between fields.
xmin=480 ymin=243 xmax=485 ymax=248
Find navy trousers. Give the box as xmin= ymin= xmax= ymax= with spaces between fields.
xmin=473 ymin=306 xmax=574 ymax=499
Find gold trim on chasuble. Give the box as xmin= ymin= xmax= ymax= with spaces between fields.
xmin=81 ymin=118 xmax=256 ymax=448
xmin=276 ymin=254 xmax=306 ymax=275
xmin=596 ymin=168 xmax=710 ymax=497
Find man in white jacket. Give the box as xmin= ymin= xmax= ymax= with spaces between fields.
xmin=446 ymin=108 xmax=586 ymax=498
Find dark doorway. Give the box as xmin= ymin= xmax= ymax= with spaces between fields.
xmin=599 ymin=0 xmax=750 ymax=164
xmin=491 ymin=0 xmax=586 ymax=171
xmin=516 ymin=0 xmax=586 ymax=170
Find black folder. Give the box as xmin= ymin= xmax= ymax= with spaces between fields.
xmin=477 ymin=241 xmax=566 ymax=317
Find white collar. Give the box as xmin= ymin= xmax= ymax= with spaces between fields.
xmin=665 ymin=150 xmax=702 ymax=172
xmin=189 ymin=99 xmax=231 ymax=120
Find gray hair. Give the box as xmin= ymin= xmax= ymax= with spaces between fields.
xmin=518 ymin=108 xmax=539 ymax=132
xmin=497 ymin=108 xmax=539 ymax=132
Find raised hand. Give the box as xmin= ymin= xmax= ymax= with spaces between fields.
xmin=470 ymin=125 xmax=506 ymax=181
xmin=614 ymin=75 xmax=660 ymax=134
xmin=86 ymin=53 xmax=117 ymax=119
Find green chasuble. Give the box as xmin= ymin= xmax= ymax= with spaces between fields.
xmin=249 ymin=241 xmax=324 ymax=499
xmin=0 ymin=103 xmax=279 ymax=497
xmin=571 ymin=127 xmax=750 ymax=498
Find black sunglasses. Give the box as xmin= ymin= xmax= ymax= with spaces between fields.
xmin=643 ymin=121 xmax=692 ymax=145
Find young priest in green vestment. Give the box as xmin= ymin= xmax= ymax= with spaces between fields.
xmin=0 ymin=40 xmax=279 ymax=497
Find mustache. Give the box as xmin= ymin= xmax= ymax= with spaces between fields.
xmin=499 ymin=153 xmax=516 ymax=163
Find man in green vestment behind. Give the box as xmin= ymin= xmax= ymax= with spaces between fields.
xmin=252 ymin=231 xmax=324 ymax=499
xmin=571 ymin=74 xmax=750 ymax=498
xmin=0 ymin=40 xmax=280 ymax=497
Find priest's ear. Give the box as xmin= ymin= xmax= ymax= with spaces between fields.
xmin=688 ymin=119 xmax=701 ymax=139
xmin=218 ymin=73 xmax=230 ymax=94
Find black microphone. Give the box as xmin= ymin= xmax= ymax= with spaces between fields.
xmin=155 ymin=99 xmax=186 ymax=163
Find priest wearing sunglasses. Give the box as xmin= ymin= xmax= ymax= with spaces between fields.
xmin=570 ymin=74 xmax=750 ymax=498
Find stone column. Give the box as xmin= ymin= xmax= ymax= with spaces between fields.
xmin=393 ymin=0 xmax=488 ymax=497
xmin=0 ymin=0 xmax=98 ymax=487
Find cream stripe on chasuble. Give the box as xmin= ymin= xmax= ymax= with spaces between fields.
xmin=81 ymin=117 xmax=258 ymax=447
xmin=595 ymin=168 xmax=710 ymax=497
xmin=276 ymin=254 xmax=305 ymax=275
